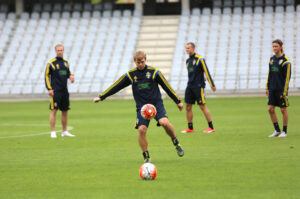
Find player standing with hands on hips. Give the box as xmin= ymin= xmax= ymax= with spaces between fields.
xmin=181 ymin=42 xmax=216 ymax=134
xmin=45 ymin=44 xmax=75 ymax=138
xmin=94 ymin=51 xmax=184 ymax=163
xmin=266 ymin=39 xmax=291 ymax=138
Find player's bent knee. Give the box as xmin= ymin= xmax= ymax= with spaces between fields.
xmin=158 ymin=118 xmax=170 ymax=128
xmin=138 ymin=125 xmax=147 ymax=135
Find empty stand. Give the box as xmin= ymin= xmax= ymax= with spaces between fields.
xmin=171 ymin=6 xmax=298 ymax=92
xmin=0 ymin=3 xmax=299 ymax=97
xmin=0 ymin=10 xmax=140 ymax=95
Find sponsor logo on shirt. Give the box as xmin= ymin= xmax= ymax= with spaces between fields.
xmin=59 ymin=70 xmax=67 ymax=75
xmin=271 ymin=66 xmax=279 ymax=72
xmin=138 ymin=82 xmax=150 ymax=90
xmin=188 ymin=67 xmax=194 ymax=72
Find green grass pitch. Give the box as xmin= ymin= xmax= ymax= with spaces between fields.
xmin=0 ymin=96 xmax=299 ymax=199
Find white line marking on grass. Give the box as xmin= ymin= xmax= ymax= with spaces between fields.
xmin=2 ymin=123 xmax=49 ymax=127
xmin=0 ymin=125 xmax=74 ymax=139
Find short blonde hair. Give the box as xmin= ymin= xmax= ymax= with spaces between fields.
xmin=133 ymin=51 xmax=146 ymax=61
xmin=55 ymin=44 xmax=64 ymax=51
xmin=186 ymin=42 xmax=195 ymax=49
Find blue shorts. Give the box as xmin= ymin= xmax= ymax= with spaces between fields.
xmin=184 ymin=87 xmax=206 ymax=105
xmin=49 ymin=91 xmax=70 ymax=111
xmin=135 ymin=101 xmax=167 ymax=129
xmin=268 ymin=90 xmax=289 ymax=108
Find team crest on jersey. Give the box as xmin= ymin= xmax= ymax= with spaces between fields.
xmin=279 ymin=59 xmax=283 ymax=65
xmin=134 ymin=76 xmax=138 ymax=82
xmin=270 ymin=59 xmax=273 ymax=64
xmin=56 ymin=64 xmax=59 ymax=69
xmin=146 ymin=72 xmax=151 ymax=79
xmin=193 ymin=60 xmax=196 ymax=65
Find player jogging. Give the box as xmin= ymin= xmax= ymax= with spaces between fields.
xmin=93 ymin=51 xmax=184 ymax=163
xmin=181 ymin=42 xmax=216 ymax=134
xmin=266 ymin=39 xmax=291 ymax=138
xmin=45 ymin=44 xmax=75 ymax=138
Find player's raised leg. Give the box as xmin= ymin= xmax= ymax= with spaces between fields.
xmin=50 ymin=109 xmax=57 ymax=138
xmin=138 ymin=125 xmax=151 ymax=162
xmin=159 ymin=117 xmax=184 ymax=157
xmin=268 ymin=105 xmax=281 ymax=137
xmin=199 ymin=104 xmax=215 ymax=133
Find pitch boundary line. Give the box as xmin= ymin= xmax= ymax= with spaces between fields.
xmin=0 ymin=124 xmax=74 ymax=139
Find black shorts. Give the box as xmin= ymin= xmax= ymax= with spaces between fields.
xmin=184 ymin=87 xmax=206 ymax=105
xmin=49 ymin=91 xmax=70 ymax=111
xmin=268 ymin=90 xmax=289 ymax=108
xmin=135 ymin=101 xmax=167 ymax=129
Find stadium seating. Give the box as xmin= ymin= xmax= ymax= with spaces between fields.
xmin=170 ymin=6 xmax=299 ymax=91
xmin=0 ymin=3 xmax=299 ymax=96
xmin=0 ymin=9 xmax=140 ymax=95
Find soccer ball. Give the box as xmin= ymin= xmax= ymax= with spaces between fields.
xmin=139 ymin=163 xmax=157 ymax=180
xmin=141 ymin=104 xmax=157 ymax=120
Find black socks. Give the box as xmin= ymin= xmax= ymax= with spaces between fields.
xmin=283 ymin=126 xmax=287 ymax=134
xmin=188 ymin=122 xmax=214 ymax=129
xmin=172 ymin=137 xmax=179 ymax=146
xmin=143 ymin=150 xmax=150 ymax=160
xmin=273 ymin=122 xmax=281 ymax=133
xmin=188 ymin=122 xmax=193 ymax=130
xmin=208 ymin=121 xmax=214 ymax=129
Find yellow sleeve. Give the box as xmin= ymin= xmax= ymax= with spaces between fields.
xmin=45 ymin=63 xmax=52 ymax=90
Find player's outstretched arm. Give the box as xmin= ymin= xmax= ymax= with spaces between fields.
xmin=155 ymin=71 xmax=181 ymax=105
xmin=94 ymin=74 xmax=131 ymax=102
xmin=93 ymin=97 xmax=101 ymax=103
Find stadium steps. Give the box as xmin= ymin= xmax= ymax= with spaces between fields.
xmin=136 ymin=15 xmax=180 ymax=80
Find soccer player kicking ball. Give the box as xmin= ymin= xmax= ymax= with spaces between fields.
xmin=181 ymin=42 xmax=216 ymax=134
xmin=266 ymin=39 xmax=291 ymax=138
xmin=93 ymin=51 xmax=184 ymax=163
